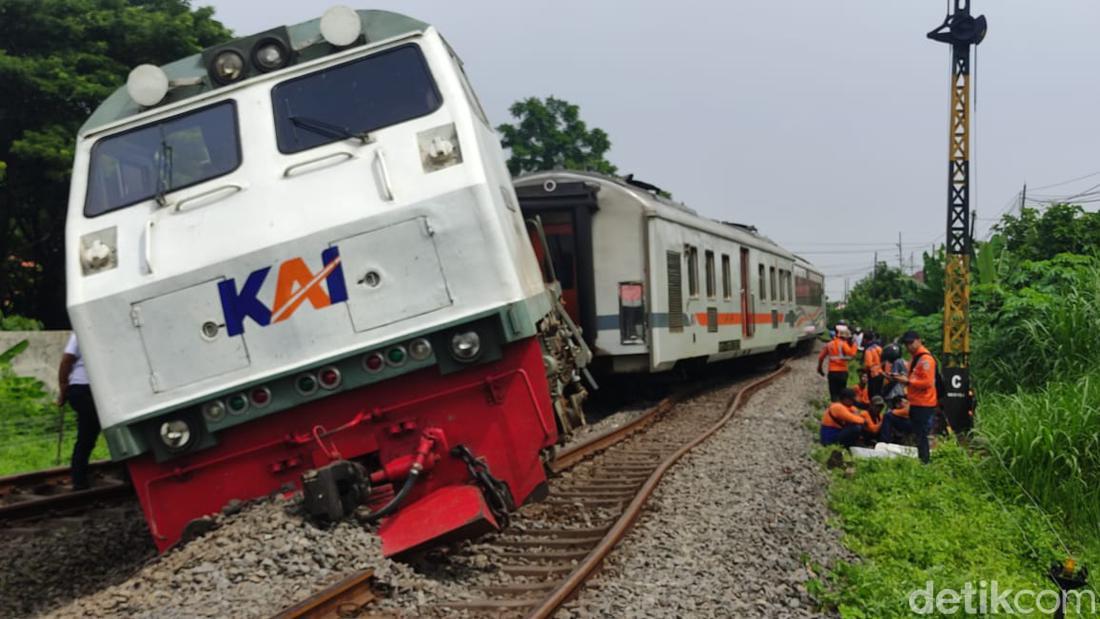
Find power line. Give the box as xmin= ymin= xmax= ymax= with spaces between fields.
xmin=1029 ymin=168 xmax=1100 ymax=191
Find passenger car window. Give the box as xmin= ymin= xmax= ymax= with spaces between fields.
xmin=272 ymin=44 xmax=442 ymax=154
xmin=85 ymin=101 xmax=240 ymax=217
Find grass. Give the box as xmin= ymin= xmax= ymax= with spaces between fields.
xmin=813 ymin=443 xmax=1099 ymax=618
xmin=977 ymin=372 xmax=1100 ymax=544
xmin=0 ymin=339 xmax=110 ymax=476
xmin=0 ymin=429 xmax=109 ymax=476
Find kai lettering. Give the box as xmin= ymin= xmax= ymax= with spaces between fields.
xmin=218 ymin=247 xmax=347 ymax=336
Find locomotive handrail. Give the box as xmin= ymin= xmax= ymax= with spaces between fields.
xmin=374 ymin=149 xmax=395 ymax=201
xmin=144 ymin=219 xmax=155 ymax=274
xmin=283 ymin=152 xmax=355 ymax=178
xmin=173 ymin=183 xmax=246 ymax=212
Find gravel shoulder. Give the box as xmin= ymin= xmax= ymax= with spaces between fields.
xmin=0 ymin=502 xmax=155 ymax=618
xmin=557 ymin=354 xmax=852 ymax=618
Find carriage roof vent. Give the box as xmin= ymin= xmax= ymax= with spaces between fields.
xmin=623 ymin=174 xmax=665 ymax=195
xmin=721 ymin=221 xmax=759 ymax=233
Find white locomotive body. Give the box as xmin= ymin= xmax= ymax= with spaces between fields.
xmin=515 ymin=172 xmax=826 ymax=375
xmin=65 ymin=9 xmax=581 ymax=556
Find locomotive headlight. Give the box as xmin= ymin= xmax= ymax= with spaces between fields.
xmin=202 ymin=401 xmax=226 ymax=422
xmin=418 ymin=124 xmax=463 ymax=173
xmin=79 ymin=228 xmax=118 ymax=276
xmin=126 ymin=64 xmax=169 ymax=107
xmin=450 ymin=331 xmax=481 ymax=362
xmin=252 ymin=39 xmax=289 ymax=72
xmin=159 ymin=419 xmax=193 ymax=450
xmin=210 ymin=50 xmax=246 ymax=85
xmin=320 ymin=5 xmax=362 ymax=47
xmin=408 ymin=338 xmax=432 ymax=361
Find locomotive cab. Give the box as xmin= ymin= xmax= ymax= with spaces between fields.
xmin=66 ymin=8 xmax=577 ymax=556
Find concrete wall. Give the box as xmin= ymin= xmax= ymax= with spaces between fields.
xmin=0 ymin=331 xmax=71 ymax=395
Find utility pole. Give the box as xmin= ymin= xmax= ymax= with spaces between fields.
xmin=844 ymin=278 xmax=849 ymax=301
xmin=897 ymin=232 xmax=904 ymax=269
xmin=1020 ymin=183 xmax=1026 ymax=213
xmin=929 ymin=0 xmax=985 ymax=433
xmin=873 ymin=251 xmax=878 ymax=283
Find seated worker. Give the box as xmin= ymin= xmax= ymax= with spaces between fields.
xmin=853 ymin=369 xmax=871 ymax=410
xmin=859 ymin=395 xmax=885 ymax=443
xmin=820 ymin=388 xmax=868 ymax=447
xmin=879 ymin=396 xmax=912 ymax=443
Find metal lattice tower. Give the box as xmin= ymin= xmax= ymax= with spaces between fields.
xmin=928 ymin=1 xmax=986 ymax=433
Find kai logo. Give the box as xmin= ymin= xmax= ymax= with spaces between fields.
xmin=218 ymin=247 xmax=348 ymax=336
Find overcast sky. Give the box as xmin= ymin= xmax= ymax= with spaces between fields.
xmin=207 ymin=1 xmax=1100 ymax=299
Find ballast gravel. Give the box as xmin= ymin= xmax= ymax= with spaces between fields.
xmin=37 ymin=496 xmax=462 ymax=619
xmin=18 ymin=353 xmax=848 ymax=618
xmin=0 ymin=503 xmax=155 ymax=618
xmin=558 ymin=353 xmax=852 ymax=618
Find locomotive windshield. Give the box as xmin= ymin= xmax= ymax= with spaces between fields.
xmin=272 ymin=44 xmax=442 ymax=154
xmin=84 ymin=101 xmax=240 ymax=217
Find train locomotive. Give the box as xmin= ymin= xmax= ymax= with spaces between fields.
xmin=65 ymin=7 xmax=590 ymax=557
xmin=514 ymin=172 xmax=826 ymax=374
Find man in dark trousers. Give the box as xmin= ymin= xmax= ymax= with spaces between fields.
xmin=817 ymin=324 xmax=857 ymax=401
xmin=890 ymin=330 xmax=937 ymax=464
xmin=57 ymin=333 xmax=100 ymax=490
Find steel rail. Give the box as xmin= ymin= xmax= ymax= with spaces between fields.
xmin=271 ymin=569 xmax=377 ymax=619
xmin=549 ymin=396 xmax=677 ymax=473
xmin=272 ymin=363 xmax=789 ymax=618
xmin=526 ymin=364 xmax=791 ymax=618
xmin=0 ymin=460 xmax=130 ymax=521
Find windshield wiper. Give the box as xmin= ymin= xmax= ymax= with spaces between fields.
xmin=288 ymin=115 xmax=371 ymax=145
xmin=154 ymin=136 xmax=173 ymax=207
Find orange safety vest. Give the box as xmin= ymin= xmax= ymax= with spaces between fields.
xmin=864 ymin=345 xmax=883 ymax=377
xmin=819 ymin=337 xmax=856 ymax=373
xmin=854 ymin=384 xmax=869 ymax=406
xmin=821 ymin=402 xmax=864 ymax=429
xmin=860 ymin=410 xmax=881 ymax=434
xmin=907 ymin=346 xmax=937 ymax=407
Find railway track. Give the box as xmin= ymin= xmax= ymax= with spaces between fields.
xmin=276 ymin=362 xmax=790 ymax=618
xmin=0 ymin=460 xmax=131 ymax=524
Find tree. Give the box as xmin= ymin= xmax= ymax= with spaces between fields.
xmin=993 ymin=203 xmax=1100 ymax=263
xmin=0 ymin=0 xmax=232 ymax=327
xmin=497 ymin=96 xmax=617 ymax=177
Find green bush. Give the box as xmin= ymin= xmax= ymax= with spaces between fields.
xmin=971 ymin=255 xmax=1100 ymax=392
xmin=0 ymin=313 xmax=43 ymax=331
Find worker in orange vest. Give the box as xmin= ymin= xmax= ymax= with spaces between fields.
xmin=820 ymin=388 xmax=867 ymax=447
xmin=860 ymin=395 xmax=885 ymax=441
xmin=879 ymin=396 xmax=912 ymax=443
xmin=818 ymin=324 xmax=857 ymax=401
xmin=862 ymin=332 xmax=884 ymax=398
xmin=853 ymin=369 xmax=871 ymax=409
xmin=890 ymin=330 xmax=937 ymax=463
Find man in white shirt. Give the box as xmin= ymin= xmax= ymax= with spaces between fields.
xmin=57 ymin=334 xmax=100 ymax=490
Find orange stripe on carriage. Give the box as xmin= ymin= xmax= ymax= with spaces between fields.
xmin=692 ymin=312 xmax=774 ymax=326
